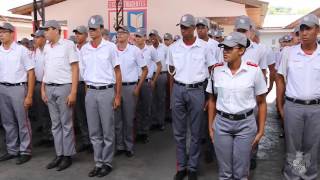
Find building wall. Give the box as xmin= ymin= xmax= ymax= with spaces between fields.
xmin=260 ymin=31 xmax=291 ymax=49
xmin=44 ymin=0 xmax=246 ymax=37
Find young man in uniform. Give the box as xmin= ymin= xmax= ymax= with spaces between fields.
xmin=80 ymin=15 xmax=122 ymax=177
xmin=163 ymin=33 xmax=174 ymax=47
xmin=115 ymin=25 xmax=148 ymax=157
xmin=134 ymin=28 xmax=161 ymax=143
xmin=41 ymin=20 xmax=79 ymax=171
xmin=277 ymin=14 xmax=320 ymax=180
xmin=167 ymin=14 xmax=215 ymax=180
xmin=73 ymin=25 xmax=91 ymax=153
xmin=31 ymin=30 xmax=53 ymax=147
xmin=0 ymin=22 xmax=35 ymax=165
xmin=149 ymin=29 xmax=168 ymax=131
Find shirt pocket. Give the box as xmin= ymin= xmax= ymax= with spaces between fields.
xmin=312 ymin=64 xmax=320 ymax=80
xmin=172 ymin=53 xmax=184 ymax=68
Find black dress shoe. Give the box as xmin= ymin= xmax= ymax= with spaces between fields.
xmin=46 ymin=156 xmax=63 ymax=169
xmin=97 ymin=165 xmax=112 ymax=177
xmin=188 ymin=171 xmax=198 ymax=180
xmin=16 ymin=155 xmax=32 ymax=165
xmin=250 ymin=158 xmax=257 ymax=170
xmin=115 ymin=150 xmax=126 ymax=156
xmin=125 ymin=151 xmax=134 ymax=158
xmin=56 ymin=156 xmax=72 ymax=171
xmin=159 ymin=125 xmax=165 ymax=131
xmin=174 ymin=170 xmax=187 ymax=180
xmin=0 ymin=153 xmax=17 ymax=162
xmin=88 ymin=166 xmax=101 ymax=177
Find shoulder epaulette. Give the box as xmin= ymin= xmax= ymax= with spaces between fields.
xmin=246 ymin=61 xmax=258 ymax=67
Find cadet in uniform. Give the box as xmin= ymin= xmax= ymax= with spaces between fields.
xmin=31 ymin=30 xmax=53 ymax=146
xmin=73 ymin=25 xmax=91 ymax=153
xmin=163 ymin=33 xmax=173 ymax=47
xmin=149 ymin=29 xmax=168 ymax=131
xmin=207 ymin=32 xmax=267 ymax=180
xmin=277 ymin=14 xmax=320 ymax=180
xmin=167 ymin=14 xmax=215 ymax=180
xmin=115 ymin=25 xmax=148 ymax=157
xmin=0 ymin=22 xmax=35 ymax=165
xmin=80 ymin=15 xmax=122 ymax=177
xmin=134 ymin=28 xmax=161 ymax=143
xmin=41 ymin=20 xmax=79 ymax=171
xmin=212 ymin=30 xmax=224 ymax=43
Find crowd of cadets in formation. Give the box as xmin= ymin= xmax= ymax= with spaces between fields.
xmin=0 ymin=12 xmax=319 ymax=180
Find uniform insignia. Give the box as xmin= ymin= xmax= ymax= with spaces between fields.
xmin=240 ymin=19 xmax=245 ymax=24
xmin=304 ymin=17 xmax=309 ymax=21
xmin=213 ymin=62 xmax=224 ymax=68
xmin=90 ymin=18 xmax=96 ymax=24
xmin=247 ymin=61 xmax=258 ymax=67
xmin=182 ymin=16 xmax=187 ymax=22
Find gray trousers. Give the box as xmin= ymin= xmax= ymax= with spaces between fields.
xmin=214 ymin=114 xmax=257 ymax=180
xmin=46 ymin=84 xmax=76 ymax=156
xmin=74 ymin=82 xmax=89 ymax=145
xmin=283 ymin=100 xmax=320 ymax=180
xmin=136 ymin=81 xmax=152 ymax=135
xmin=152 ymin=73 xmax=167 ymax=126
xmin=115 ymin=84 xmax=137 ymax=153
xmin=85 ymin=88 xmax=115 ymax=168
xmin=33 ymin=82 xmax=52 ymax=140
xmin=0 ymin=84 xmax=32 ymax=155
xmin=171 ymin=83 xmax=205 ymax=172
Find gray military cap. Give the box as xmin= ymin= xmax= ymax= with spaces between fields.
xmin=163 ymin=33 xmax=173 ymax=40
xmin=212 ymin=30 xmax=223 ymax=37
xmin=149 ymin=29 xmax=159 ymax=36
xmin=300 ymin=14 xmax=319 ymax=28
xmin=116 ymin=25 xmax=129 ymax=33
xmin=134 ymin=28 xmax=146 ymax=37
xmin=88 ymin=15 xmax=104 ymax=29
xmin=42 ymin=20 xmax=61 ymax=30
xmin=235 ymin=16 xmax=251 ymax=31
xmin=31 ymin=30 xmax=45 ymax=37
xmin=293 ymin=26 xmax=300 ymax=34
xmin=218 ymin=32 xmax=249 ymax=48
xmin=282 ymin=34 xmax=293 ymax=42
xmin=0 ymin=22 xmax=15 ymax=31
xmin=19 ymin=38 xmax=30 ymax=44
xmin=177 ymin=14 xmax=196 ymax=27
xmin=73 ymin=25 xmax=88 ymax=34
xmin=196 ymin=17 xmax=209 ymax=27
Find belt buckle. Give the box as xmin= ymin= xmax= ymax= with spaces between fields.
xmin=229 ymin=115 xmax=234 ymax=120
xmin=305 ymin=100 xmax=311 ymax=105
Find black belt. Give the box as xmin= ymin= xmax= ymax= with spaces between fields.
xmin=87 ymin=84 xmax=114 ymax=90
xmin=79 ymin=81 xmax=85 ymax=85
xmin=174 ymin=80 xmax=203 ymax=88
xmin=122 ymin=82 xmax=137 ymax=86
xmin=160 ymin=71 xmax=167 ymax=74
xmin=286 ymin=96 xmax=320 ymax=105
xmin=36 ymin=81 xmax=42 ymax=84
xmin=217 ymin=109 xmax=254 ymax=121
xmin=46 ymin=83 xmax=70 ymax=87
xmin=0 ymin=82 xmax=26 ymax=86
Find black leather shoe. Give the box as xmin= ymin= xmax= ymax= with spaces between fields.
xmin=97 ymin=165 xmax=112 ymax=177
xmin=188 ymin=171 xmax=198 ymax=180
xmin=115 ymin=150 xmax=126 ymax=156
xmin=46 ymin=156 xmax=63 ymax=169
xmin=159 ymin=125 xmax=165 ymax=131
xmin=16 ymin=155 xmax=32 ymax=165
xmin=0 ymin=153 xmax=17 ymax=162
xmin=250 ymin=158 xmax=257 ymax=170
xmin=125 ymin=151 xmax=134 ymax=158
xmin=88 ymin=166 xmax=101 ymax=177
xmin=56 ymin=156 xmax=72 ymax=171
xmin=174 ymin=170 xmax=187 ymax=180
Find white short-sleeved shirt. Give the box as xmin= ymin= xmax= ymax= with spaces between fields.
xmin=154 ymin=43 xmax=168 ymax=72
xmin=206 ymin=61 xmax=267 ymax=114
xmin=80 ymin=39 xmax=119 ymax=86
xmin=33 ymin=48 xmax=45 ymax=82
xmin=166 ymin=38 xmax=216 ymax=84
xmin=138 ymin=45 xmax=159 ymax=79
xmin=43 ymin=38 xmax=79 ymax=84
xmin=242 ymin=41 xmax=268 ymax=70
xmin=277 ymin=44 xmax=320 ymax=100
xmin=0 ymin=42 xmax=35 ymax=83
xmin=117 ymin=44 xmax=147 ymax=82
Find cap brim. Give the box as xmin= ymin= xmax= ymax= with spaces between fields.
xmin=176 ymin=23 xmax=193 ymax=27
xmin=196 ymin=23 xmax=208 ymax=27
xmin=300 ymin=22 xmax=318 ymax=29
xmin=235 ymin=24 xmax=250 ymax=31
xmin=88 ymin=25 xmax=100 ymax=29
xmin=218 ymin=40 xmax=238 ymax=48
